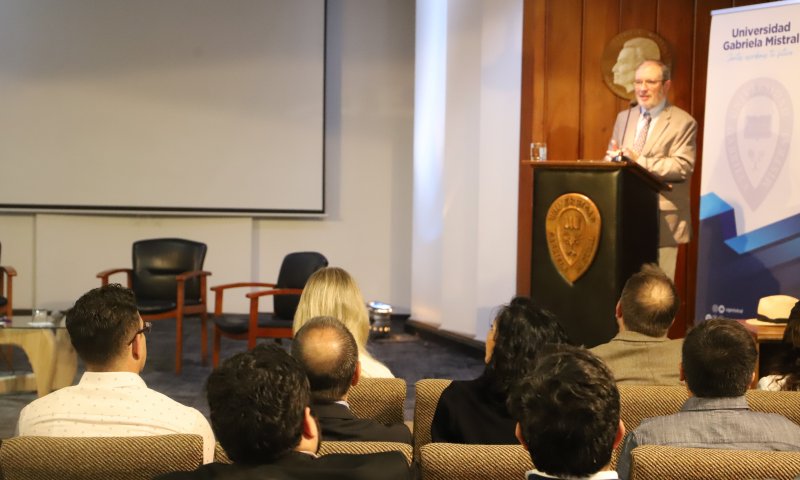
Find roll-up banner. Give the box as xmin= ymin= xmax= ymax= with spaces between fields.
xmin=696 ymin=0 xmax=800 ymax=321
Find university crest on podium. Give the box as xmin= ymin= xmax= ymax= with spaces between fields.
xmin=545 ymin=194 xmax=601 ymax=284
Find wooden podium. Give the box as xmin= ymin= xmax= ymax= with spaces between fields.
xmin=525 ymin=160 xmax=668 ymax=347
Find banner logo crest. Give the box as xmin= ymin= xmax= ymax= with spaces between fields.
xmin=725 ymin=78 xmax=793 ymax=210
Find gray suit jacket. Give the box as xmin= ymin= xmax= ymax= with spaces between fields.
xmin=609 ymin=104 xmax=697 ymax=245
xmin=590 ymin=330 xmax=682 ymax=385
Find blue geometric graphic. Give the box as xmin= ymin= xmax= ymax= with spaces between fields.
xmin=695 ymin=193 xmax=799 ymax=321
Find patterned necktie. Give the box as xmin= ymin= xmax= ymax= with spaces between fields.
xmin=632 ymin=111 xmax=651 ymax=154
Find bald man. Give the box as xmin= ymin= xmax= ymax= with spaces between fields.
xmin=291 ymin=316 xmax=412 ymax=444
xmin=590 ymin=264 xmax=682 ymax=385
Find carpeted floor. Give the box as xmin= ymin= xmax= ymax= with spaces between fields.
xmin=0 ymin=316 xmax=484 ymax=438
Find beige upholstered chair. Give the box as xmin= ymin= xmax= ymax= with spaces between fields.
xmin=746 ymin=389 xmax=800 ymax=425
xmin=0 ymin=434 xmax=203 ymax=480
xmin=612 ymin=386 xmax=800 ymax=468
xmin=611 ymin=385 xmax=688 ymax=468
xmin=348 ymin=377 xmax=407 ymax=425
xmin=214 ymin=442 xmax=232 ymax=464
xmin=214 ymin=441 xmax=412 ymax=466
xmin=413 ymin=379 xmax=451 ymax=457
xmin=630 ymin=445 xmax=800 ymax=480
xmin=420 ymin=443 xmax=533 ymax=480
xmin=320 ymin=441 xmax=413 ymax=465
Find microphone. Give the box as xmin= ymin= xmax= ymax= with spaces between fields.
xmin=615 ymin=99 xmax=639 ymax=162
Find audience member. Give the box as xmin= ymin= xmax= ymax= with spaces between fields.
xmin=616 ymin=318 xmax=800 ymax=480
xmin=758 ymin=302 xmax=800 ymax=391
xmin=509 ymin=344 xmax=625 ymax=480
xmin=158 ymin=343 xmax=410 ymax=480
xmin=431 ymin=296 xmax=569 ymax=444
xmin=591 ymin=264 xmax=682 ymax=384
xmin=16 ymin=284 xmax=215 ymax=463
xmin=291 ymin=316 xmax=411 ymax=443
xmin=293 ymin=267 xmax=393 ymax=378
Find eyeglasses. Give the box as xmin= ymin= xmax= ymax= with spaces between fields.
xmin=127 ymin=321 xmax=152 ymax=345
xmin=633 ymin=79 xmax=662 ymax=87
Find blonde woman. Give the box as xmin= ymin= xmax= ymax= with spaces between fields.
xmin=293 ymin=267 xmax=394 ymax=378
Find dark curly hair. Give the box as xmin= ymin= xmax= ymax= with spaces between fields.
xmin=207 ymin=343 xmax=310 ymax=464
xmin=769 ymin=309 xmax=800 ymax=391
xmin=482 ymin=296 xmax=569 ymax=396
xmin=508 ymin=344 xmax=620 ymax=477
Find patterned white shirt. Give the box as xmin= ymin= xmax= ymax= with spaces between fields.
xmin=17 ymin=371 xmax=215 ymax=463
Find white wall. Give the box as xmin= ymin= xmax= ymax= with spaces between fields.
xmin=411 ymin=0 xmax=522 ymax=339
xmin=0 ymin=0 xmax=415 ymax=313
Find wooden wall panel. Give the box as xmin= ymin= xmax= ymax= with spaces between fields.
xmin=658 ymin=0 xmax=696 ymax=111
xmin=580 ymin=0 xmax=620 ymax=159
xmin=544 ymin=0 xmax=583 ymax=160
xmin=620 ymin=0 xmax=658 ymax=30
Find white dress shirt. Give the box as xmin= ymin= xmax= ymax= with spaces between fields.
xmin=17 ymin=371 xmax=215 ymax=463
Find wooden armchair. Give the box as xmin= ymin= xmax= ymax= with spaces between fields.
xmin=0 ymin=241 xmax=16 ymax=319
xmin=210 ymin=251 xmax=327 ymax=366
xmin=98 ymin=238 xmax=211 ymax=374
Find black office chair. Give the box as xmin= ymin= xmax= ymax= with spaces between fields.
xmin=97 ymin=238 xmax=211 ymax=374
xmin=210 ymin=251 xmax=328 ymax=366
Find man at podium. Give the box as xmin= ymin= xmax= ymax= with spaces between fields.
xmin=605 ymin=60 xmax=697 ymax=280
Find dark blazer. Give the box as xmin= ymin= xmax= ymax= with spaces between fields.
xmin=312 ymin=401 xmax=412 ymax=444
xmin=430 ymin=376 xmax=517 ymax=444
xmin=156 ymin=450 xmax=410 ymax=480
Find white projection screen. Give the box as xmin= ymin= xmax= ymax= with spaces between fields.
xmin=0 ymin=0 xmax=325 ymax=215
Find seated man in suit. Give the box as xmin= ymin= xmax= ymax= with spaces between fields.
xmin=591 ymin=263 xmax=682 ymax=385
xmin=16 ymin=284 xmax=215 ymax=464
xmin=291 ymin=316 xmax=411 ymax=444
xmin=616 ymin=319 xmax=800 ymax=480
xmin=159 ymin=343 xmax=410 ymax=480
xmin=509 ymin=344 xmax=625 ymax=480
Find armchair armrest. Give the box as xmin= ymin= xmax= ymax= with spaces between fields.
xmin=0 ymin=265 xmax=17 ymax=315
xmin=0 ymin=265 xmax=17 ymax=277
xmin=174 ymin=270 xmax=212 ymax=312
xmin=97 ymin=268 xmax=133 ymax=287
xmin=246 ymin=288 xmax=303 ymax=348
xmin=210 ymin=282 xmax=277 ymax=315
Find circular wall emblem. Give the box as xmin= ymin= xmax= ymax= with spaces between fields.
xmin=601 ymin=29 xmax=673 ymax=100
xmin=545 ymin=194 xmax=602 ymax=284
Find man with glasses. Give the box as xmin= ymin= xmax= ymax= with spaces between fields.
xmin=16 ymin=284 xmax=215 ymax=463
xmin=605 ymin=60 xmax=697 ymax=280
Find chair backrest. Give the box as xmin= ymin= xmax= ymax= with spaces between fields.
xmin=413 ymin=379 xmax=452 ymax=456
xmin=320 ymin=441 xmax=413 ymax=466
xmin=214 ymin=441 xmax=413 ymax=467
xmin=132 ymin=238 xmax=207 ymax=301
xmin=273 ymin=251 xmax=328 ymax=319
xmin=612 ymin=386 xmax=800 ymax=468
xmin=746 ymin=389 xmax=800 ymax=425
xmin=420 ymin=443 xmax=533 ymax=480
xmin=630 ymin=445 xmax=800 ymax=480
xmin=348 ymin=377 xmax=407 ymax=425
xmin=0 ymin=434 xmax=203 ymax=480
xmin=611 ymin=385 xmax=689 ymax=468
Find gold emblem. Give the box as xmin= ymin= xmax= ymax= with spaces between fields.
xmin=601 ymin=29 xmax=673 ymax=101
xmin=545 ymin=194 xmax=601 ymax=284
